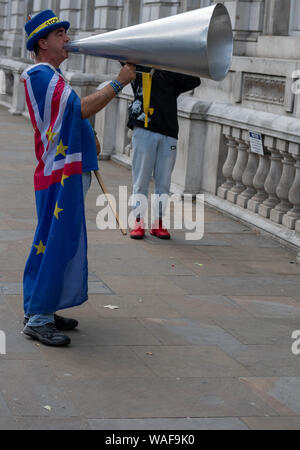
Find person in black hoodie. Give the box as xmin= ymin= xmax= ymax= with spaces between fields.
xmin=128 ymin=66 xmax=200 ymax=240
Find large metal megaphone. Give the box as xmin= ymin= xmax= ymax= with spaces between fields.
xmin=65 ymin=3 xmax=233 ymax=82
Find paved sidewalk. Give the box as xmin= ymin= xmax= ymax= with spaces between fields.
xmin=1 ymin=105 xmax=300 ymax=430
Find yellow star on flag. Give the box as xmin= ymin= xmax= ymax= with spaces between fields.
xmin=34 ymin=241 xmax=46 ymax=256
xmin=61 ymin=174 xmax=70 ymax=187
xmin=46 ymin=126 xmax=57 ymax=143
xmin=56 ymin=140 xmax=68 ymax=157
xmin=54 ymin=203 xmax=64 ymax=220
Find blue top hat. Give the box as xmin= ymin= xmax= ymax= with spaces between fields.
xmin=25 ymin=10 xmax=70 ymax=51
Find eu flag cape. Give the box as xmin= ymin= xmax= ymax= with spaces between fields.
xmin=21 ymin=63 xmax=88 ymax=315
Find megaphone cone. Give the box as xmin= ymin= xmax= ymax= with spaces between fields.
xmin=65 ymin=3 xmax=233 ymax=81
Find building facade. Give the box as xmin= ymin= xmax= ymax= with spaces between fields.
xmin=1 ymin=0 xmax=300 ymax=248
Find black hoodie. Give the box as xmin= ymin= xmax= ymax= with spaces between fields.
xmin=127 ymin=66 xmax=201 ymax=140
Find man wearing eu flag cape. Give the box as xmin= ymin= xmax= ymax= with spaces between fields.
xmin=21 ymin=10 xmax=136 ymax=346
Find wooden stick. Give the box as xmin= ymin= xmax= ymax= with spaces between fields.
xmin=93 ymin=170 xmax=127 ymax=236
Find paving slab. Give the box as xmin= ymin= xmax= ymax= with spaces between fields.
xmin=143 ymin=233 xmax=232 ymax=247
xmin=88 ymin=294 xmax=182 ymax=319
xmin=161 ymin=294 xmax=253 ymax=319
xmin=88 ymin=417 xmax=249 ymax=430
xmin=60 ymin=376 xmax=277 ymax=419
xmin=131 ymin=345 xmax=251 ymax=378
xmin=175 ymin=259 xmax=256 ymax=277
xmin=0 ymin=393 xmax=11 ymax=416
xmin=39 ymin=345 xmax=155 ymax=380
xmin=139 ymin=318 xmax=242 ymax=350
xmin=223 ymin=344 xmax=300 ymax=377
xmin=62 ymin=317 xmax=162 ymax=347
xmin=213 ymin=317 xmax=297 ymax=345
xmin=0 ymin=417 xmax=20 ymax=430
xmin=88 ymin=245 xmax=194 ymax=276
xmin=221 ymin=234 xmax=283 ymax=248
xmin=229 ymin=295 xmax=300 ymax=319
xmin=100 ymin=274 xmax=188 ymax=296
xmin=241 ymin=416 xmax=300 ymax=430
xmin=0 ymin=360 xmax=77 ymax=417
xmin=0 ymin=272 xmax=23 ymax=283
xmin=13 ymin=417 xmax=91 ymax=430
xmin=240 ymin=378 xmax=300 ymax=415
xmin=170 ymin=274 xmax=300 ymax=297
xmin=204 ymin=221 xmax=251 ymax=234
xmin=243 ymin=260 xmax=300 ymax=276
xmin=197 ymin=245 xmax=296 ymax=262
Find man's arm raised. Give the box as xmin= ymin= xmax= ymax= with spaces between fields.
xmin=81 ymin=63 xmax=136 ymax=120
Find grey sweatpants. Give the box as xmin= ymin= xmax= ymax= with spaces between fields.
xmin=132 ymin=127 xmax=177 ymax=220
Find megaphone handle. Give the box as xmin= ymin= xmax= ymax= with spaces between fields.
xmin=136 ymin=69 xmax=156 ymax=76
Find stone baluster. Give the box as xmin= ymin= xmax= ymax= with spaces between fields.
xmin=124 ymin=129 xmax=133 ymax=158
xmin=237 ymin=132 xmax=259 ymax=208
xmin=9 ymin=68 xmax=26 ymax=115
xmin=282 ymin=144 xmax=300 ymax=230
xmin=227 ymin=131 xmax=249 ymax=204
xmin=3 ymin=69 xmax=13 ymax=96
xmin=270 ymin=140 xmax=295 ymax=224
xmin=248 ymin=147 xmax=270 ymax=214
xmin=296 ymin=217 xmax=300 ymax=236
xmin=114 ymin=88 xmax=132 ymax=160
xmin=94 ymin=81 xmax=118 ymax=160
xmin=258 ymin=137 xmax=282 ymax=219
xmin=217 ymin=126 xmax=238 ymax=200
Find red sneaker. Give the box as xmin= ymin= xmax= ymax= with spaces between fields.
xmin=150 ymin=220 xmax=171 ymax=240
xmin=130 ymin=219 xmax=145 ymax=240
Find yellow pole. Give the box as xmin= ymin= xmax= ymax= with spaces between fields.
xmin=93 ymin=170 xmax=127 ymax=236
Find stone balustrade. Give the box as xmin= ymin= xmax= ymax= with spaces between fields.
xmin=209 ymin=128 xmax=300 ymax=252
xmin=210 ymin=105 xmax=300 ymax=241
xmin=219 ymin=129 xmax=300 ymax=231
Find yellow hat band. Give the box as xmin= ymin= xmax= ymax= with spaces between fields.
xmin=29 ymin=17 xmax=59 ymax=39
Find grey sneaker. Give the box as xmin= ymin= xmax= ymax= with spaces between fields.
xmin=24 ymin=314 xmax=78 ymax=331
xmin=23 ymin=323 xmax=71 ymax=347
